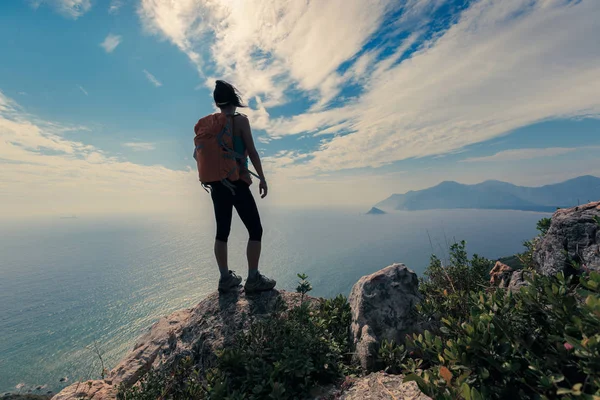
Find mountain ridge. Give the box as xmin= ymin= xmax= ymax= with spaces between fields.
xmin=375 ymin=175 xmax=600 ymax=212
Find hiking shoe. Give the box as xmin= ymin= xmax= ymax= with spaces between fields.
xmin=218 ymin=270 xmax=242 ymax=292
xmin=244 ymin=273 xmax=276 ymax=293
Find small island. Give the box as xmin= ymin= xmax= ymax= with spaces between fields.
xmin=366 ymin=207 xmax=386 ymax=215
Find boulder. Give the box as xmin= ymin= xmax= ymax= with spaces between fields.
xmin=338 ymin=372 xmax=431 ymax=400
xmin=534 ymin=201 xmax=600 ymax=275
xmin=489 ymin=261 xmax=514 ymax=287
xmin=53 ymin=289 xmax=314 ymax=400
xmin=349 ymin=264 xmax=421 ymax=372
xmin=508 ymin=270 xmax=531 ymax=292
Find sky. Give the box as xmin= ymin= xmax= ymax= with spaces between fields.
xmin=0 ymin=0 xmax=599 ymax=217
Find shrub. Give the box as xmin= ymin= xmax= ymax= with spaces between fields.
xmin=382 ymin=237 xmax=600 ymax=399
xmin=536 ymin=217 xmax=552 ymax=236
xmin=210 ymin=295 xmax=352 ymax=399
xmin=418 ymin=240 xmax=493 ymax=324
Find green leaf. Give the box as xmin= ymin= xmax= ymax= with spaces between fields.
xmin=556 ymin=388 xmax=573 ymax=395
xmin=470 ymin=386 xmax=483 ymax=400
xmin=461 ymin=383 xmax=472 ymax=400
xmin=480 ymin=367 xmax=490 ymax=379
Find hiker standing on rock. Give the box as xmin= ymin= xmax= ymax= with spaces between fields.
xmin=193 ymin=80 xmax=276 ymax=293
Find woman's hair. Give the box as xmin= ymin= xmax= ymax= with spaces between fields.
xmin=213 ymin=80 xmax=246 ymax=108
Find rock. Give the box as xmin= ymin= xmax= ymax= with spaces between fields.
xmin=367 ymin=207 xmax=386 ymax=215
xmin=349 ymin=263 xmax=421 ymax=372
xmin=53 ymin=289 xmax=314 ymax=400
xmin=51 ymin=380 xmax=115 ymax=400
xmin=508 ymin=270 xmax=531 ymax=292
xmin=489 ymin=261 xmax=513 ymax=287
xmin=534 ymin=201 xmax=600 ymax=275
xmin=338 ymin=372 xmax=431 ymax=400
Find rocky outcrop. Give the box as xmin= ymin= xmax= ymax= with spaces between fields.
xmin=349 ymin=264 xmax=421 ymax=372
xmin=490 ymin=261 xmax=513 ymax=287
xmin=53 ymin=290 xmax=314 ymax=400
xmin=507 ymin=270 xmax=531 ymax=291
xmin=534 ymin=201 xmax=600 ymax=275
xmin=54 ymin=264 xmax=430 ymax=399
xmin=338 ymin=373 xmax=431 ymax=400
xmin=51 ymin=380 xmax=115 ymax=400
xmin=489 ymin=261 xmax=532 ymax=292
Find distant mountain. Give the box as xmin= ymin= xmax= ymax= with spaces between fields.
xmin=366 ymin=207 xmax=386 ymax=215
xmin=375 ymin=176 xmax=600 ymax=212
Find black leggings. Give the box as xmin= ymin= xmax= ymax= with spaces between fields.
xmin=209 ymin=180 xmax=263 ymax=243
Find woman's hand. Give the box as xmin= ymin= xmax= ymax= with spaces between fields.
xmin=259 ymin=179 xmax=268 ymax=198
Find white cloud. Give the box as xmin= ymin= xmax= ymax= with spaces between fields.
xmin=257 ymin=136 xmax=271 ymax=144
xmin=0 ymin=90 xmax=204 ymax=218
xmin=100 ymin=34 xmax=122 ymax=53
xmin=143 ymin=70 xmax=162 ymax=87
xmin=77 ymin=85 xmax=88 ymax=96
xmin=461 ymin=147 xmax=578 ymax=163
xmin=266 ymin=0 xmax=600 ymax=176
xmin=31 ymin=0 xmax=92 ymax=19
xmin=138 ymin=0 xmax=400 ymax=106
xmin=123 ymin=142 xmax=156 ymax=151
xmin=138 ymin=0 xmax=600 ymax=182
xmin=109 ymin=0 xmax=124 ymax=14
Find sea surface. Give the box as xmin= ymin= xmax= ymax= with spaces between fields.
xmin=0 ymin=207 xmax=549 ymax=394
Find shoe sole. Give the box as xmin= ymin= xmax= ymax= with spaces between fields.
xmin=243 ymin=283 xmax=276 ymax=294
xmin=218 ymin=281 xmax=242 ymax=293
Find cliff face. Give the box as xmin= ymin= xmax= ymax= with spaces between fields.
xmin=533 ymin=201 xmax=600 ymax=275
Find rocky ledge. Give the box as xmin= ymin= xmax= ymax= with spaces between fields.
xmin=53 ymin=290 xmax=317 ymax=399
xmin=53 ymin=264 xmax=428 ymax=400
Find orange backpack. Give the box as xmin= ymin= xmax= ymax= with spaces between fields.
xmin=193 ymin=113 xmax=240 ymax=190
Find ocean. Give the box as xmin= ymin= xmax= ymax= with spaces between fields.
xmin=0 ymin=207 xmax=549 ymax=394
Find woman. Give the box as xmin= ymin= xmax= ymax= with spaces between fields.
xmin=206 ymin=80 xmax=275 ymax=293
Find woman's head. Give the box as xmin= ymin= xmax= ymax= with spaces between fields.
xmin=213 ymin=80 xmax=246 ymax=108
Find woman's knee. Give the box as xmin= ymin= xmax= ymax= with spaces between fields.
xmin=216 ymin=227 xmax=231 ymax=242
xmin=249 ymin=223 xmax=263 ymax=242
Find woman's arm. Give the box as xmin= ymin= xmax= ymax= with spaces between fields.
xmin=240 ymin=116 xmax=268 ymax=197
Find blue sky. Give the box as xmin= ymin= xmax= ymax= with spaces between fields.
xmin=0 ymin=0 xmax=599 ymax=216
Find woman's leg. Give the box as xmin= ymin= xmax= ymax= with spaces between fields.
xmin=232 ymin=182 xmax=263 ymax=274
xmin=210 ymin=183 xmax=234 ymax=277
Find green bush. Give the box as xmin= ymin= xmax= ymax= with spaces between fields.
xmin=536 ymin=217 xmax=552 ymax=236
xmin=418 ymin=240 xmax=493 ymax=324
xmin=210 ymin=294 xmax=352 ymax=399
xmin=381 ymin=236 xmax=600 ymax=399
xmin=118 ymin=275 xmax=354 ymax=400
